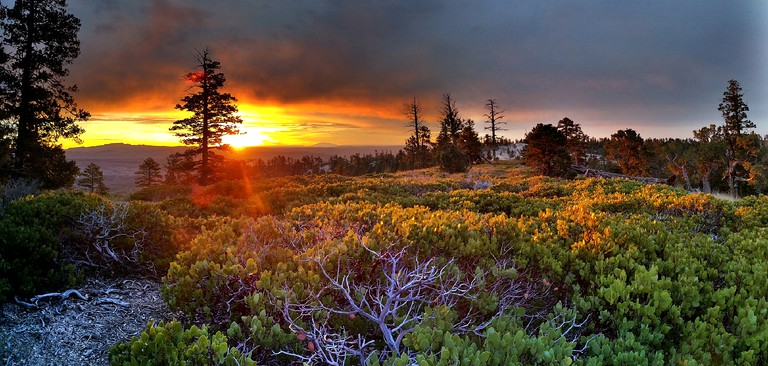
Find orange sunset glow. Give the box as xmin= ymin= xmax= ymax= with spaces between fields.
xmin=53 ymin=0 xmax=765 ymax=149
xmin=64 ymin=102 xmax=412 ymax=149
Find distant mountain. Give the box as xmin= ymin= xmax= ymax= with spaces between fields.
xmin=65 ymin=143 xmax=186 ymax=162
xmin=64 ymin=143 xmax=404 ymax=195
xmin=311 ymin=142 xmax=338 ymax=147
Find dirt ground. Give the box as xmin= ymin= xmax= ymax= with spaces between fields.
xmin=0 ymin=277 xmax=174 ymax=366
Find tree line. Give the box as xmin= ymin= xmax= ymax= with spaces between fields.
xmin=524 ymin=79 xmax=761 ymax=197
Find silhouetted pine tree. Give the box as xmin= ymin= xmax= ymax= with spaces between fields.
xmin=718 ymin=80 xmax=759 ymax=197
xmin=170 ymin=49 xmax=242 ymax=185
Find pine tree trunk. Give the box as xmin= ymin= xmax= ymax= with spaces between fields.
xmin=702 ymin=171 xmax=712 ymax=194
xmin=728 ymin=177 xmax=737 ymax=198
xmin=200 ymin=62 xmax=210 ymax=186
xmin=15 ymin=2 xmax=37 ymax=175
xmin=680 ymin=166 xmax=693 ymax=191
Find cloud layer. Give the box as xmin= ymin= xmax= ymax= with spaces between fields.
xmin=30 ymin=0 xmax=768 ymax=144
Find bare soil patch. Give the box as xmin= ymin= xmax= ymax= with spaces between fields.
xmin=1 ymin=277 xmax=173 ymax=366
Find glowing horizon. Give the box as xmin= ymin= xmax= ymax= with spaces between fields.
xmin=61 ymin=102 xmax=414 ymax=149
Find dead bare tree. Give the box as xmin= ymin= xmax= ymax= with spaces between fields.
xmin=550 ymin=311 xmax=597 ymax=361
xmin=484 ymin=99 xmax=506 ymax=159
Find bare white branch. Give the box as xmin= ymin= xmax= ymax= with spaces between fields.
xmin=279 ymin=240 xmax=534 ymax=364
xmin=75 ymin=203 xmax=148 ymax=268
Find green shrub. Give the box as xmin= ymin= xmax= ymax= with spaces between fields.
xmin=123 ymin=201 xmax=178 ymax=272
xmin=0 ymin=191 xmax=104 ymax=301
xmin=158 ymin=197 xmax=206 ymax=218
xmin=109 ymin=320 xmax=256 ymax=366
xmin=129 ymin=184 xmax=191 ymax=202
xmin=0 ymin=192 xmax=178 ymax=302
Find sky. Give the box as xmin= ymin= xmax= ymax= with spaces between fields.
xmin=10 ymin=0 xmax=768 ymax=147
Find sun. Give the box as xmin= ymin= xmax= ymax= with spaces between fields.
xmin=223 ymin=129 xmax=270 ymax=149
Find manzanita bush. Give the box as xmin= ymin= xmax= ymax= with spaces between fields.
xmin=3 ymin=165 xmax=766 ymax=364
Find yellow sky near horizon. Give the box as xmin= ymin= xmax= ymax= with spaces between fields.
xmin=62 ymin=103 xmax=410 ymax=149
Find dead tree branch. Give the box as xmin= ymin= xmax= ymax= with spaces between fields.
xmin=572 ymin=165 xmax=667 ymax=185
xmin=76 ymin=203 xmax=148 ymax=268
xmin=280 ymin=241 xmax=532 ymax=364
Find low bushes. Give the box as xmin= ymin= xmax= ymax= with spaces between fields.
xmin=109 ymin=320 xmax=256 ymax=366
xmin=0 ymin=191 xmax=177 ymax=301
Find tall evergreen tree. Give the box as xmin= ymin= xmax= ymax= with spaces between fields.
xmin=134 ymin=157 xmax=163 ymax=187
xmin=719 ymin=80 xmax=754 ymax=138
xmin=437 ymin=93 xmax=463 ymax=142
xmin=0 ymin=0 xmax=89 ymax=188
xmin=170 ymin=49 xmax=242 ymax=185
xmin=718 ymin=79 xmax=757 ymax=197
xmin=435 ymin=93 xmax=469 ymax=173
xmin=458 ymin=120 xmax=484 ymax=164
xmin=606 ymin=129 xmax=648 ymax=176
xmin=483 ymin=99 xmax=506 ymax=159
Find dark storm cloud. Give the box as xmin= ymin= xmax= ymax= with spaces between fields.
xmin=64 ymin=0 xmax=766 ymax=137
xmin=69 ymin=0 xmax=209 ymax=109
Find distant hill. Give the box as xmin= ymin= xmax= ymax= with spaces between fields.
xmin=65 ymin=143 xmax=403 ymax=195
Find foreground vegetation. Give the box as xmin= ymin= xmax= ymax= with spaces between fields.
xmin=1 ymin=163 xmax=767 ymax=365
xmin=1 ymin=2 xmax=763 ymax=363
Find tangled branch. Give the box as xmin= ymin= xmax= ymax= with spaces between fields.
xmin=279 ymin=241 xmax=535 ymax=364
xmin=75 ymin=203 xmax=148 ymax=269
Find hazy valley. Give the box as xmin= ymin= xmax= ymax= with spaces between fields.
xmin=65 ymin=143 xmax=403 ymax=194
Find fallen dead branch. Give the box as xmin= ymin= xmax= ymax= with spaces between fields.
xmin=572 ymin=165 xmax=668 ymax=185
xmin=94 ymin=297 xmax=130 ymax=307
xmin=13 ymin=282 xmax=144 ymax=310
xmin=13 ymin=297 xmax=37 ymax=310
xmin=13 ymin=289 xmax=89 ymax=310
xmin=31 ymin=289 xmax=89 ymax=303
